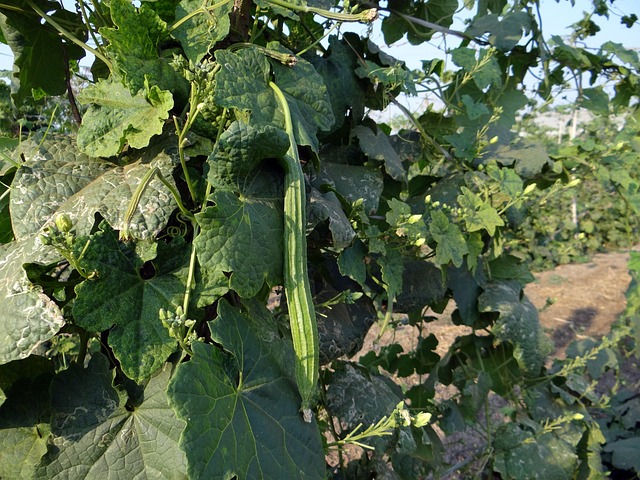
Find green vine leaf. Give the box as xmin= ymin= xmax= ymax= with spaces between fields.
xmin=308 ymin=35 xmax=367 ymax=131
xmin=36 ymin=355 xmax=187 ymax=479
xmin=213 ymin=46 xmax=333 ymax=152
xmin=337 ymin=239 xmax=367 ymax=287
xmin=100 ymin=0 xmax=188 ymax=97
xmin=173 ymin=0 xmax=233 ymax=63
xmin=0 ymin=237 xmax=63 ymax=365
xmin=268 ymin=42 xmax=335 ymax=150
xmin=458 ymin=187 xmax=504 ymax=235
xmin=353 ymin=125 xmax=405 ymax=181
xmin=167 ymin=300 xmax=326 ymax=480
xmin=11 ymin=134 xmax=178 ymax=241
xmin=72 ymin=227 xmax=189 ymax=381
xmin=197 ymin=123 xmax=288 ymax=297
xmin=325 ymin=361 xmax=404 ymax=452
xmin=488 ymin=139 xmax=553 ymax=179
xmin=478 ymin=281 xmax=552 ymax=375
xmin=205 ymin=120 xmax=289 ymax=189
xmin=77 ymin=77 xmax=174 ymax=158
xmin=307 ymin=186 xmax=355 ymax=249
xmin=310 ymin=162 xmax=384 ymax=214
xmin=493 ymin=424 xmax=578 ymax=479
xmin=194 ymin=173 xmax=284 ymax=298
xmin=465 ymin=12 xmax=533 ymax=51
xmin=0 ymin=1 xmax=85 ymax=105
xmin=0 ymin=359 xmax=54 ymax=479
xmin=429 ymin=210 xmax=468 ymax=268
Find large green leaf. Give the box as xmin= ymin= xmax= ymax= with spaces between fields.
xmin=100 ymin=0 xmax=187 ymax=97
xmin=478 ymin=281 xmax=551 ymax=375
xmin=325 ymin=361 xmax=404 ymax=452
xmin=603 ymin=437 xmax=640 ymax=473
xmin=205 ymin=120 xmax=289 ymax=189
xmin=429 ymin=210 xmax=468 ymax=268
xmin=310 ymin=162 xmax=384 ymax=215
xmin=493 ymin=424 xmax=577 ymax=479
xmin=72 ymin=228 xmax=188 ymax=381
xmin=197 ymin=123 xmax=288 ymax=297
xmin=77 ymin=77 xmax=174 ymax=158
xmin=381 ymin=0 xmax=457 ymax=45
xmin=172 ymin=0 xmax=232 ymax=63
xmin=213 ymin=46 xmax=333 ymax=152
xmin=11 ymin=134 xmax=177 ymax=241
xmin=194 ymin=179 xmax=283 ymax=298
xmin=37 ymin=354 xmax=187 ymax=479
xmin=0 ymin=358 xmax=54 ymax=478
xmin=465 ymin=12 xmax=533 ymax=51
xmin=0 ymin=236 xmax=63 ymax=364
xmin=0 ymin=1 xmax=85 ymax=105
xmin=308 ymin=35 xmax=367 ymax=131
xmin=488 ymin=139 xmax=553 ymax=179
xmin=269 ymin=42 xmax=335 ymax=151
xmin=167 ymin=300 xmax=325 ymax=480
xmin=353 ymin=125 xmax=406 ymax=181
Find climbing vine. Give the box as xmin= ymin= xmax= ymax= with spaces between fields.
xmin=0 ymin=0 xmax=638 ymax=478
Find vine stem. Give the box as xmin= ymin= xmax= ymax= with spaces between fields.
xmin=180 ymin=108 xmax=228 ymax=320
xmin=267 ymin=0 xmax=377 ymax=23
xmin=173 ymin=116 xmax=198 ymax=204
xmin=169 ymin=0 xmax=234 ymax=31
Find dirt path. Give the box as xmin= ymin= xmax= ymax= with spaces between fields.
xmin=359 ymin=251 xmax=632 ymax=363
xmin=526 ymin=251 xmax=631 ymax=354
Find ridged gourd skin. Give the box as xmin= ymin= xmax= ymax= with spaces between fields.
xmin=270 ymin=82 xmax=319 ymax=423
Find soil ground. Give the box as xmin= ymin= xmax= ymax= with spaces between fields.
xmin=526 ymin=251 xmax=631 ymax=354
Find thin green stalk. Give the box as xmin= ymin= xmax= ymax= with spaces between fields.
xmin=267 ymin=0 xmax=377 ymax=23
xmin=181 ymin=108 xmax=228 ymax=319
xmin=173 ymin=116 xmax=198 ymax=204
xmin=76 ymin=330 xmax=90 ymax=366
xmin=37 ymin=104 xmax=59 ymax=151
xmin=156 ymin=171 xmax=195 ymax=221
xmin=121 ymin=166 xmax=158 ymax=240
xmin=182 ymin=226 xmax=199 ymax=316
xmin=388 ymin=9 xmax=472 ymax=41
xmin=169 ymin=0 xmax=234 ymax=31
xmin=296 ymin=21 xmax=340 ymax=56
xmin=77 ymin=0 xmax=105 ymax=61
xmin=25 ymin=0 xmax=113 ymax=71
